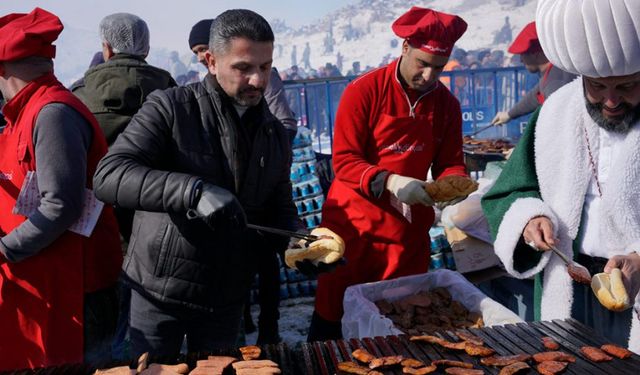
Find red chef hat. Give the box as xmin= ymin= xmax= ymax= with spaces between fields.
xmin=392 ymin=7 xmax=467 ymax=57
xmin=508 ymin=22 xmax=542 ymax=55
xmin=0 ymin=8 xmax=63 ymax=62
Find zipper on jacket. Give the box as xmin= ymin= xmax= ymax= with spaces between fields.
xmin=394 ymin=58 xmax=438 ymax=118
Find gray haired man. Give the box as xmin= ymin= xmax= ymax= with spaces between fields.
xmin=93 ymin=9 xmax=299 ymax=357
xmin=72 ymin=13 xmax=176 ymax=145
xmin=71 ymin=12 xmax=177 ymax=360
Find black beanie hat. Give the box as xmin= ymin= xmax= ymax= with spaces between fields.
xmin=189 ymin=19 xmax=213 ymax=49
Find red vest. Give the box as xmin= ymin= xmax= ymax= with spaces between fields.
xmin=0 ymin=73 xmax=122 ymax=370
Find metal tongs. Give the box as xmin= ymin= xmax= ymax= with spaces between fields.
xmin=527 ymin=241 xmax=592 ymax=284
xmin=247 ymin=223 xmax=320 ymax=242
xmin=468 ymin=123 xmax=498 ymax=137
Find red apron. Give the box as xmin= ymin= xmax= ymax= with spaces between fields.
xmin=315 ymin=110 xmax=438 ymax=322
xmin=536 ymin=64 xmax=553 ymax=104
xmin=0 ymin=74 xmax=121 ymax=370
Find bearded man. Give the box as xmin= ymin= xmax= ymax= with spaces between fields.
xmin=482 ymin=0 xmax=640 ymax=351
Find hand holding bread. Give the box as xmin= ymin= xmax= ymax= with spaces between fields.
xmin=591 ymin=268 xmax=630 ymax=312
xmin=593 ymin=253 xmax=640 ymax=312
xmin=424 ymin=175 xmax=478 ymax=202
xmin=285 ymin=227 xmax=345 ymax=271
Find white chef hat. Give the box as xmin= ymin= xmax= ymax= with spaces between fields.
xmin=536 ymin=0 xmax=640 ymax=78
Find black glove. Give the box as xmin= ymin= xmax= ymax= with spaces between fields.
xmin=294 ymin=257 xmax=346 ymax=277
xmin=195 ymin=183 xmax=246 ymax=230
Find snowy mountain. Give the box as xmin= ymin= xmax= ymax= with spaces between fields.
xmin=271 ymin=0 xmax=537 ymax=73
xmin=51 ymin=0 xmax=537 ymax=85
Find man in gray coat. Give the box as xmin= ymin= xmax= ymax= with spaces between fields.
xmin=94 ymin=9 xmax=300 ymax=357
xmin=491 ymin=21 xmax=576 ymax=125
xmin=72 ymin=13 xmax=177 ymax=359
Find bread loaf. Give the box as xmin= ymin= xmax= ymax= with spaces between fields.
xmin=424 ymin=175 xmax=478 ymax=202
xmin=284 ymin=227 xmax=345 ymax=269
xmin=591 ymin=268 xmax=630 ymax=312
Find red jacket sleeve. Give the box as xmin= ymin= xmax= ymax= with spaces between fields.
xmin=331 ymin=81 xmax=387 ymax=197
xmin=431 ymin=97 xmax=467 ymax=180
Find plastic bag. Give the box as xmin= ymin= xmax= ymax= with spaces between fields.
xmin=342 ymin=269 xmax=523 ymax=339
xmin=441 ymin=178 xmax=493 ymax=243
xmin=441 ymin=161 xmax=506 ymax=243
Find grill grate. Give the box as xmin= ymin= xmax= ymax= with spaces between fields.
xmin=299 ymin=319 xmax=640 ymax=375
xmin=1 ymin=343 xmax=296 ymax=375
xmin=5 ymin=320 xmax=640 ymax=374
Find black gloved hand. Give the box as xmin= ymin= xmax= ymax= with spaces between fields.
xmin=294 ymin=257 xmax=347 ymax=277
xmin=195 ymin=183 xmax=247 ymax=230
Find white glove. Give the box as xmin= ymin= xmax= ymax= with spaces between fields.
xmin=491 ymin=111 xmax=511 ymax=125
xmin=386 ymin=174 xmax=434 ymax=206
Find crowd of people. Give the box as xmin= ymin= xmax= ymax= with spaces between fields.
xmin=0 ymin=0 xmax=639 ymax=372
xmin=274 ymin=45 xmax=524 ymax=82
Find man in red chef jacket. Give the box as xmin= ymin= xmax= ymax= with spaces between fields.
xmin=309 ymin=6 xmax=470 ymax=341
xmin=0 ymin=8 xmax=122 ymax=369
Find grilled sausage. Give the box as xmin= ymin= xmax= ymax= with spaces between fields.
xmin=455 ymin=331 xmax=483 ymax=345
xmin=147 ymin=364 xmax=189 ymax=374
xmin=432 ymin=359 xmax=474 ymax=369
xmin=541 ymin=336 xmax=560 ymax=350
xmin=600 ymin=344 xmax=633 ymax=359
xmin=480 ymin=354 xmax=531 ymax=367
xmin=239 ymin=345 xmax=261 ymax=360
xmin=497 ymin=362 xmax=530 ymax=375
xmin=532 ymin=351 xmax=576 ymax=363
xmin=580 ymin=346 xmax=613 ymax=362
xmin=235 ymin=368 xmax=281 ymax=375
xmin=231 ymin=360 xmax=279 ymax=370
xmin=401 ymin=358 xmax=426 ymax=368
xmin=402 ymin=364 xmax=437 ymax=374
xmin=337 ymin=361 xmax=375 ymax=375
xmin=369 ymin=355 xmax=403 ymax=369
xmin=464 ymin=343 xmax=496 ymax=357
xmin=352 ymin=348 xmax=376 ymax=364
xmin=536 ymin=360 xmax=568 ymax=375
xmin=444 ymin=367 xmax=484 ymax=375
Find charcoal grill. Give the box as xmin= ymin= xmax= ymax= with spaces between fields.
xmin=6 ymin=320 xmax=640 ymax=374
xmin=1 ymin=343 xmax=297 ymax=375
xmin=299 ymin=318 xmax=640 ymax=375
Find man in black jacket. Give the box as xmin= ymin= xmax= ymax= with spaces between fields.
xmin=189 ymin=17 xmax=297 ymax=345
xmin=93 ymin=9 xmax=299 ymax=357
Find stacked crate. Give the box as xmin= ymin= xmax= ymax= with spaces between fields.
xmin=290 ymin=127 xmax=324 ymax=230
xmin=428 ymin=226 xmax=456 ymax=271
xmin=283 ymin=127 xmax=323 ymax=298
xmin=250 ymin=127 xmax=323 ymax=303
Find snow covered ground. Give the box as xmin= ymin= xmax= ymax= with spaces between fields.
xmin=244 ymin=296 xmax=315 ymax=346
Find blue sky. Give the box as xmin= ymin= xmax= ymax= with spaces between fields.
xmin=0 ymin=0 xmax=350 ymax=52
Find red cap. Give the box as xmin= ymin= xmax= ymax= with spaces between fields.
xmin=508 ymin=22 xmax=542 ymax=54
xmin=0 ymin=8 xmax=63 ymax=62
xmin=392 ymin=7 xmax=467 ymax=57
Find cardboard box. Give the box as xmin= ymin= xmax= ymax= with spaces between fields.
xmin=444 ymin=227 xmax=501 ymax=273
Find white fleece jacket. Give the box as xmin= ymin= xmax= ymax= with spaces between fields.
xmin=493 ymin=78 xmax=640 ymax=352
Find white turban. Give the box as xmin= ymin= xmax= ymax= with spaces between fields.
xmin=536 ymin=0 xmax=640 ymax=78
